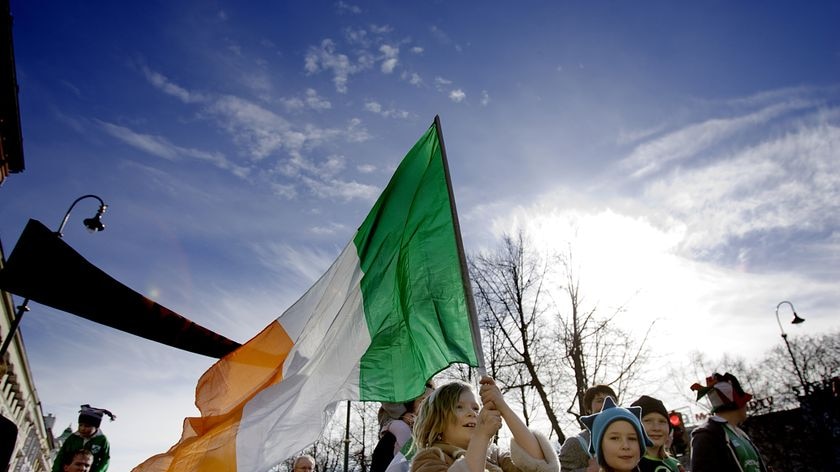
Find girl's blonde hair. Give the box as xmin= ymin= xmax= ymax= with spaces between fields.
xmin=412 ymin=381 xmax=474 ymax=450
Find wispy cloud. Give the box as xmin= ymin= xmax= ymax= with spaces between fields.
xmin=142 ymin=66 xmax=205 ymax=104
xmin=251 ymin=242 xmax=339 ymax=283
xmin=434 ymin=76 xmax=452 ymax=90
xmin=369 ymin=24 xmax=393 ymax=35
xmin=310 ymin=222 xmax=349 ymax=236
xmin=305 ymin=39 xmax=370 ymax=93
xmin=279 ymin=89 xmax=332 ymax=112
xmin=335 ymin=1 xmax=361 ymax=14
xmin=640 ymin=110 xmax=840 ymax=264
xmin=402 ymin=71 xmax=423 ymax=87
xmin=301 ymin=175 xmax=379 ymax=201
xmin=480 ymin=90 xmax=490 ymax=106
xmin=98 ymin=120 xmax=251 ymax=178
xmin=139 ymin=67 xmax=373 ymax=200
xmin=620 ymin=99 xmax=813 ymax=179
xmin=363 ymin=101 xmax=410 ymax=119
xmin=429 ymin=25 xmax=461 ymax=52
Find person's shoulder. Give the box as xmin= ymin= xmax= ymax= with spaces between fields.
xmin=559 ymin=432 xmax=585 ymax=449
xmin=411 ymin=447 xmax=452 ymax=472
xmin=691 ymin=417 xmax=725 ymax=436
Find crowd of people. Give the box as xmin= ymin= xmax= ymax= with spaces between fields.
xmin=52 ymin=371 xmax=765 ymax=472
xmin=355 ymin=371 xmax=766 ymax=472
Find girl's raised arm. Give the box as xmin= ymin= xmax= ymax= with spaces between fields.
xmin=478 ymin=376 xmax=545 ymax=460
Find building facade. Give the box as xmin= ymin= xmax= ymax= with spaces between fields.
xmin=0 ymin=248 xmax=55 ymax=471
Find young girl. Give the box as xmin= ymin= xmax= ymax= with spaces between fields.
xmin=629 ymin=396 xmax=684 ymax=472
xmin=580 ymin=397 xmax=651 ymax=472
xmin=410 ymin=376 xmax=558 ymax=472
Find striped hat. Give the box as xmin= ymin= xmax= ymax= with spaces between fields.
xmin=690 ymin=372 xmax=752 ymax=413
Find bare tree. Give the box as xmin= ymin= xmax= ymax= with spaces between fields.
xmin=745 ymin=331 xmax=839 ymax=410
xmin=469 ymin=231 xmax=566 ymax=442
xmin=554 ymin=248 xmax=652 ymax=421
xmin=668 ymin=331 xmax=840 ymax=419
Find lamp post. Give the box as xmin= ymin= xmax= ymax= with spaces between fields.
xmin=0 ymin=195 xmax=108 ymax=358
xmin=775 ymin=300 xmax=808 ymax=396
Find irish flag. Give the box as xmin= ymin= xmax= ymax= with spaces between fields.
xmin=133 ymin=117 xmax=481 ymax=472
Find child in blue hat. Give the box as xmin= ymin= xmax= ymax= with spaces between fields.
xmin=580 ymin=397 xmax=652 ymax=472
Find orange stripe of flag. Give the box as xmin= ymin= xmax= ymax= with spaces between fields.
xmin=133 ymin=321 xmax=294 ymax=472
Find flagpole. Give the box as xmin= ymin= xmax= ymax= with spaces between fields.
xmin=433 ymin=115 xmax=486 ymax=377
xmin=343 ymin=400 xmax=350 ymax=472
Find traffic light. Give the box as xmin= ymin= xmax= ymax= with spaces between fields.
xmin=668 ymin=411 xmax=688 ymax=456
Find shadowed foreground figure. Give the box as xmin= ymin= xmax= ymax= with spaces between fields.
xmin=690 ymin=372 xmax=768 ymax=472
xmin=51 ymin=405 xmax=115 ymax=472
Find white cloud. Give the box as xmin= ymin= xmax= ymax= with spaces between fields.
xmin=335 ymin=1 xmax=361 ymax=14
xmin=305 ymin=88 xmax=332 ymax=110
xmin=271 ymin=182 xmax=297 ymax=199
xmin=310 ymin=222 xmax=349 ymax=235
xmin=642 ymin=118 xmax=840 ymax=257
xmin=364 ymin=101 xmax=382 ymax=113
xmin=357 ymin=164 xmax=376 ymax=173
xmin=344 ymin=117 xmax=371 ymax=142
xmin=616 ymin=123 xmax=668 ymax=146
xmin=379 ymin=44 xmax=399 ymax=74
xmin=430 ymin=25 xmax=458 ymax=50
xmin=301 ymin=175 xmax=379 ymax=201
xmin=363 ymin=100 xmax=410 ymax=119
xmin=620 ymin=99 xmax=813 ymax=179
xmin=305 ymin=39 xmax=368 ymax=93
xmin=344 ymin=27 xmax=369 ymax=47
xmin=100 ymin=121 xmax=179 ymax=160
xmin=449 ymin=89 xmax=466 ymax=103
xmin=98 ymin=121 xmax=251 ymax=178
xmin=142 ymin=67 xmax=204 ymax=104
xmin=252 ymin=242 xmax=338 ymax=282
xmin=208 ymin=95 xmax=298 ymax=159
xmin=369 ymin=24 xmax=393 ymax=34
xmin=481 ymin=90 xmax=490 ymax=106
xmin=140 ymin=67 xmax=372 ymax=200
xmin=411 ymin=46 xmax=423 ymax=54
xmin=280 ymin=97 xmax=305 ymax=111
xmin=402 ymin=71 xmax=423 ymax=86
xmin=434 ymin=76 xmax=452 ymax=88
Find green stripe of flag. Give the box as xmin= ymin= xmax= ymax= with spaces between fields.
xmin=354 ymin=121 xmax=478 ymax=402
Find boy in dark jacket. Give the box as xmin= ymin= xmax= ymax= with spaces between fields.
xmin=689 ymin=373 xmax=768 ymax=472
xmin=51 ymin=405 xmax=115 ymax=472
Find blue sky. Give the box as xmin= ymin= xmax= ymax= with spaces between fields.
xmin=2 ymin=1 xmax=839 ymax=470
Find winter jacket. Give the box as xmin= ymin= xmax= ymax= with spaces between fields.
xmin=411 ymin=432 xmax=559 ymax=472
xmin=690 ymin=417 xmax=767 ymax=472
xmin=558 ymin=430 xmax=591 ymax=472
xmin=51 ymin=429 xmax=110 ymax=472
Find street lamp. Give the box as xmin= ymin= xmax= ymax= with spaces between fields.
xmin=0 ymin=195 xmax=108 ymax=358
xmin=775 ymin=300 xmax=808 ymax=395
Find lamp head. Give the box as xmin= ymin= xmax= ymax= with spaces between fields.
xmin=83 ymin=205 xmax=107 ymax=233
xmin=791 ymin=312 xmax=805 ymax=324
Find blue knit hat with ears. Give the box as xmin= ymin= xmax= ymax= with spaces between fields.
xmin=580 ymin=397 xmax=652 ymax=466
